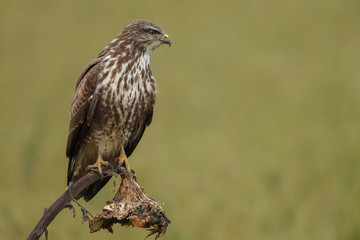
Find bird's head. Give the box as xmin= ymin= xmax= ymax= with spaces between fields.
xmin=122 ymin=19 xmax=171 ymax=53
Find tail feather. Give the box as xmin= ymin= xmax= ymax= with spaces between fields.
xmin=67 ymin=154 xmax=112 ymax=201
xmin=83 ymin=176 xmax=112 ymax=202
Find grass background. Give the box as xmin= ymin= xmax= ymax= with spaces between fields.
xmin=1 ymin=0 xmax=360 ymax=239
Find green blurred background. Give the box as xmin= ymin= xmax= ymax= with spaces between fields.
xmin=1 ymin=0 xmax=360 ymax=239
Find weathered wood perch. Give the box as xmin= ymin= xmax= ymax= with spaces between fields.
xmin=26 ymin=165 xmax=170 ymax=240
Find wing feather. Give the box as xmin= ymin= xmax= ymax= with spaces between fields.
xmin=66 ymin=58 xmax=102 ymax=184
xmin=124 ymin=111 xmax=153 ymax=157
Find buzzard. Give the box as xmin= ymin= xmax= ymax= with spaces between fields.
xmin=66 ymin=20 xmax=171 ymax=201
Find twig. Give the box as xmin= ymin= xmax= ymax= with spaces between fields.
xmin=26 ymin=166 xmax=118 ymax=240
xmin=67 ymin=182 xmax=93 ymax=222
xmin=27 ymin=165 xmax=170 ymax=240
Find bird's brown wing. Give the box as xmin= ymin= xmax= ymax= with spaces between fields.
xmin=124 ymin=111 xmax=153 ymax=157
xmin=66 ymin=57 xmax=102 ymax=184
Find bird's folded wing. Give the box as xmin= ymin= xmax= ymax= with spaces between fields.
xmin=66 ymin=58 xmax=102 ymax=183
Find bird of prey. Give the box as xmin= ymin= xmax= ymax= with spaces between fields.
xmin=66 ymin=20 xmax=171 ymax=201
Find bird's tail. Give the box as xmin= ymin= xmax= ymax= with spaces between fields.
xmin=83 ymin=177 xmax=111 ymax=202
xmin=67 ymin=154 xmax=112 ymax=202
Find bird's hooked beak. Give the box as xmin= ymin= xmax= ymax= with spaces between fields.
xmin=157 ymin=34 xmax=172 ymax=47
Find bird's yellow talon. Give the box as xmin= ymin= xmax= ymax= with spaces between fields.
xmin=114 ymin=146 xmax=132 ymax=173
xmin=88 ymin=159 xmax=110 ymax=175
xmin=114 ymin=155 xmax=131 ymax=173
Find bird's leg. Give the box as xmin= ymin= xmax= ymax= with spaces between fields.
xmin=114 ymin=146 xmax=131 ymax=173
xmin=87 ymin=154 xmax=110 ymax=175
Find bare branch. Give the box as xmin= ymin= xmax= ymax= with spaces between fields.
xmin=27 ymin=166 xmax=119 ymax=240
xmin=26 ymin=165 xmax=170 ymax=240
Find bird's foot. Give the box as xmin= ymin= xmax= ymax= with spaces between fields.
xmin=114 ymin=155 xmax=132 ymax=173
xmin=87 ymin=159 xmax=110 ymax=175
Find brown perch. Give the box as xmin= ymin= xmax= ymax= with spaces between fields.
xmin=27 ymin=164 xmax=170 ymax=240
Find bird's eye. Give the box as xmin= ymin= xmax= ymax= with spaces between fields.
xmin=148 ymin=29 xmax=157 ymax=35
